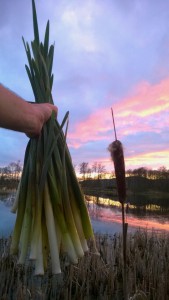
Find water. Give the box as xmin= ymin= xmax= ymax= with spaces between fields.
xmin=0 ymin=193 xmax=169 ymax=237
xmin=86 ymin=195 xmax=169 ymax=234
xmin=0 ymin=197 xmax=16 ymax=237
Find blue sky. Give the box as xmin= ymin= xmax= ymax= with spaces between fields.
xmin=0 ymin=0 xmax=169 ymax=172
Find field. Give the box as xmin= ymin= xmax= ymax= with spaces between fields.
xmin=0 ymin=229 xmax=169 ymax=300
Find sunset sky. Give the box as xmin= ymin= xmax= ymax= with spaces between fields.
xmin=0 ymin=0 xmax=169 ymax=172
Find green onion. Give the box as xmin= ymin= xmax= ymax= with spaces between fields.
xmin=10 ymin=0 xmax=97 ymax=275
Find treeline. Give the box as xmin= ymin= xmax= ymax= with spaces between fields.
xmin=78 ymin=162 xmax=106 ymax=180
xmin=0 ymin=161 xmax=169 ymax=191
xmin=0 ymin=161 xmax=21 ymax=190
xmin=126 ymin=166 xmax=169 ymax=180
xmin=77 ymin=162 xmax=169 ymax=180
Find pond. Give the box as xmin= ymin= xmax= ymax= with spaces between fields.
xmin=0 ymin=192 xmax=169 ymax=237
xmin=0 ymin=194 xmax=16 ymax=237
xmin=86 ymin=194 xmax=169 ymax=234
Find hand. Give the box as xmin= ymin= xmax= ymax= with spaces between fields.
xmin=0 ymin=84 xmax=58 ymax=137
xmin=26 ymin=103 xmax=58 ymax=138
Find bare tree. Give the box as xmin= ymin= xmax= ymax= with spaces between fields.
xmin=92 ymin=161 xmax=106 ymax=179
xmin=97 ymin=163 xmax=106 ymax=179
xmin=157 ymin=166 xmax=169 ymax=179
xmin=92 ymin=162 xmax=98 ymax=175
xmin=8 ymin=161 xmax=22 ymax=180
xmin=86 ymin=167 xmax=92 ymax=179
xmin=79 ymin=162 xmax=89 ymax=180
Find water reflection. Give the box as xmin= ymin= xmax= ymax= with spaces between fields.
xmin=0 ymin=192 xmax=169 ymax=237
xmin=85 ymin=194 xmax=169 ymax=232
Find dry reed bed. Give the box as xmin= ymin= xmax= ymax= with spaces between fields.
xmin=0 ymin=229 xmax=169 ymax=300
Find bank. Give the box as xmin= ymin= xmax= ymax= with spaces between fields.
xmin=80 ymin=176 xmax=169 ymax=201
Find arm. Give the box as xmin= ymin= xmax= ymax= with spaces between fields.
xmin=0 ymin=84 xmax=58 ymax=137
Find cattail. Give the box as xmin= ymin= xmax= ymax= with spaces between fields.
xmin=108 ymin=108 xmax=126 ymax=204
xmin=108 ymin=140 xmax=126 ymax=203
xmin=108 ymin=108 xmax=128 ymax=300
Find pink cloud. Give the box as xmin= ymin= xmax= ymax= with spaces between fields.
xmin=118 ymin=79 xmax=169 ymax=117
xmin=68 ymin=77 xmax=169 ymax=147
xmin=68 ymin=107 xmax=111 ymax=145
xmin=113 ymin=79 xmax=169 ymax=137
xmin=102 ymin=149 xmax=169 ymax=171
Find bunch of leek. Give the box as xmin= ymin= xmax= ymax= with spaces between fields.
xmin=10 ymin=0 xmax=96 ymax=275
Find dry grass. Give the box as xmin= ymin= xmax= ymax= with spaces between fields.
xmin=0 ymin=230 xmax=169 ymax=299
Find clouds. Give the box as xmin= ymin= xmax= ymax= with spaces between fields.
xmin=67 ymin=77 xmax=169 ymax=170
xmin=0 ymin=0 xmax=169 ymax=171
xmin=68 ymin=78 xmax=169 ymax=140
xmin=60 ymin=1 xmax=98 ymax=53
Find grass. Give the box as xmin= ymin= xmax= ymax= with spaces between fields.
xmin=0 ymin=229 xmax=169 ymax=299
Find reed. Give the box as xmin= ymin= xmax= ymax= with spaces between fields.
xmin=0 ymin=230 xmax=169 ymax=299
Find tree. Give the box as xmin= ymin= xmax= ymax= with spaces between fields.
xmin=157 ymin=166 xmax=169 ymax=179
xmin=132 ymin=167 xmax=147 ymax=178
xmin=97 ymin=163 xmax=106 ymax=179
xmin=8 ymin=161 xmax=22 ymax=180
xmin=147 ymin=169 xmax=156 ymax=179
xmin=92 ymin=161 xmax=106 ymax=179
xmin=79 ymin=162 xmax=89 ymax=180
xmin=92 ymin=162 xmax=98 ymax=175
xmin=126 ymin=169 xmax=133 ymax=177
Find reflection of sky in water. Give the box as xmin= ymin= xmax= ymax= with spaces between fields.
xmin=0 ymin=201 xmax=16 ymax=237
xmin=0 ymin=194 xmax=169 ymax=238
xmin=86 ymin=196 xmax=169 ymax=233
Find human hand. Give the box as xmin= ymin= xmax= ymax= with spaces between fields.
xmin=0 ymin=84 xmax=58 ymax=137
xmin=26 ymin=103 xmax=58 ymax=138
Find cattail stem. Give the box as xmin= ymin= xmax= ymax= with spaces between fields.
xmin=122 ymin=202 xmax=128 ymax=300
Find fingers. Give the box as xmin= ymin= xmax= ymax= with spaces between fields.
xmin=25 ymin=102 xmax=58 ymax=138
xmin=41 ymin=103 xmax=58 ymax=123
xmin=48 ymin=103 xmax=58 ymax=118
